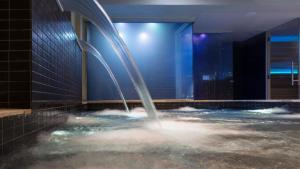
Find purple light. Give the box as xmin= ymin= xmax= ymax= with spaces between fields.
xmin=193 ymin=34 xmax=207 ymax=43
xmin=200 ymin=33 xmax=207 ymax=38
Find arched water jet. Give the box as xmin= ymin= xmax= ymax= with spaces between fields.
xmin=79 ymin=40 xmax=129 ymax=113
xmin=56 ymin=0 xmax=158 ymax=120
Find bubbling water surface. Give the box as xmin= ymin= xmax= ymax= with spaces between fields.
xmin=2 ymin=107 xmax=300 ymax=169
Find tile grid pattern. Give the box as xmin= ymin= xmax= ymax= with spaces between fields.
xmin=0 ymin=0 xmax=32 ymax=108
xmin=32 ymin=0 xmax=82 ymax=109
xmin=0 ymin=0 xmax=82 ymax=156
xmin=0 ymin=105 xmax=81 ymax=155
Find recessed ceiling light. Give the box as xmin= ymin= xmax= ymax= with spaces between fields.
xmin=139 ymin=32 xmax=149 ymax=42
xmin=200 ymin=33 xmax=207 ymax=38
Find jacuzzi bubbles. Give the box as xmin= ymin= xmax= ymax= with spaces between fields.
xmin=2 ymin=107 xmax=300 ymax=169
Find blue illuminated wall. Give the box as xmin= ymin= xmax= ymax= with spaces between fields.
xmin=86 ymin=22 xmax=193 ymax=100
xmin=175 ymin=24 xmax=193 ymax=99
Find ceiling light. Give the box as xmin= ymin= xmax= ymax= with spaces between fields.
xmin=139 ymin=32 xmax=149 ymax=42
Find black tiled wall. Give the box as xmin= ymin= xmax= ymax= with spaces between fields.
xmin=0 ymin=0 xmax=32 ymax=108
xmin=0 ymin=0 xmax=82 ymax=156
xmin=32 ymin=0 xmax=82 ymax=109
xmin=0 ymin=106 xmax=74 ymax=156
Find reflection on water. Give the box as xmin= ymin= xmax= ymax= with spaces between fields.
xmin=2 ymin=107 xmax=300 ymax=169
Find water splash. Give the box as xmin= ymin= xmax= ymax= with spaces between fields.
xmin=56 ymin=0 xmax=158 ymax=120
xmin=79 ymin=40 xmax=129 ymax=113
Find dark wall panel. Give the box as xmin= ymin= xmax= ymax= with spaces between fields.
xmin=0 ymin=0 xmax=32 ymax=108
xmin=32 ymin=0 xmax=82 ymax=109
xmin=193 ymin=33 xmax=233 ymax=100
xmin=233 ymin=33 xmax=267 ymax=100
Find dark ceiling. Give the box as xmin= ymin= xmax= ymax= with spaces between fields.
xmin=98 ymin=0 xmax=300 ymax=40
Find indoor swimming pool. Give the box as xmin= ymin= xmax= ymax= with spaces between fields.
xmin=1 ymin=107 xmax=300 ymax=169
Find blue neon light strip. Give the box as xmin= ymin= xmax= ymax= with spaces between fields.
xmin=270 ymin=35 xmax=299 ymax=42
xmin=270 ymin=68 xmax=299 ymax=75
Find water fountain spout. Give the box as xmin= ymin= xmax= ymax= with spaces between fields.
xmin=56 ymin=0 xmax=158 ymax=120
xmin=79 ymin=40 xmax=129 ymax=113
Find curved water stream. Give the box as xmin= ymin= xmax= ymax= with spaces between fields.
xmin=79 ymin=40 xmax=129 ymax=113
xmin=56 ymin=0 xmax=158 ymax=120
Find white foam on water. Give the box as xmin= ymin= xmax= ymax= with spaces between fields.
xmin=67 ymin=115 xmax=100 ymax=125
xmin=247 ymin=107 xmax=290 ymax=114
xmin=175 ymin=106 xmax=199 ymax=112
xmin=15 ymin=108 xmax=300 ymax=169
xmin=275 ymin=114 xmax=300 ymax=119
xmin=130 ymin=107 xmax=146 ymax=112
xmin=92 ymin=109 xmax=126 ymax=116
xmin=51 ymin=130 xmax=71 ymax=136
xmin=92 ymin=108 xmax=154 ymax=119
xmin=36 ymin=117 xmax=263 ymax=155
xmin=177 ymin=116 xmax=202 ymax=121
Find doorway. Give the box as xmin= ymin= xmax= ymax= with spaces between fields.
xmin=267 ymin=19 xmax=300 ymax=99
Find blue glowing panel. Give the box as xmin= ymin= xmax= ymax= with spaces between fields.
xmin=270 ymin=68 xmax=299 ymax=75
xmin=270 ymin=35 xmax=299 ymax=42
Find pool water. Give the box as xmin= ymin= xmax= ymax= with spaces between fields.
xmin=1 ymin=107 xmax=300 ymax=169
